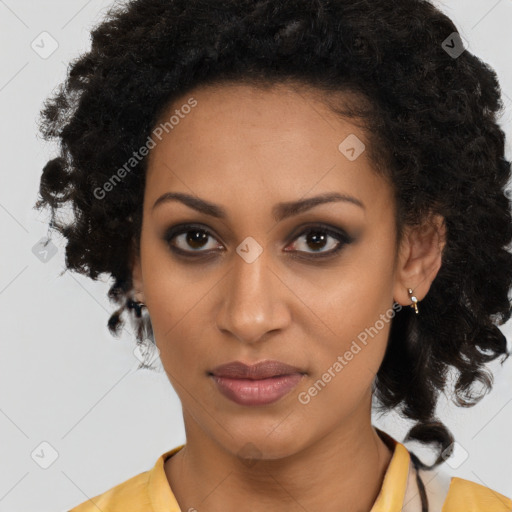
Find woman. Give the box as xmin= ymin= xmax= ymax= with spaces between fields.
xmin=35 ymin=0 xmax=512 ymax=510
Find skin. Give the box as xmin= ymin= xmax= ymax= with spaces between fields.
xmin=131 ymin=82 xmax=446 ymax=512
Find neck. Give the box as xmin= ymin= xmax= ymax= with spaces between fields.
xmin=165 ymin=398 xmax=393 ymax=512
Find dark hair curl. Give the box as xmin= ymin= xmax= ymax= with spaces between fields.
xmin=34 ymin=0 xmax=512 ymax=470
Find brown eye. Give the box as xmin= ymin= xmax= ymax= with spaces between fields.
xmin=284 ymin=225 xmax=353 ymax=258
xmin=164 ymin=225 xmax=221 ymax=254
xmin=301 ymin=231 xmax=331 ymax=252
xmin=183 ymin=229 xmax=210 ymax=250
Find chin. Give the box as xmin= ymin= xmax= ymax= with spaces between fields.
xmin=221 ymin=431 xmax=310 ymax=463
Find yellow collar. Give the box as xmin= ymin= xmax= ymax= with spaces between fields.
xmin=370 ymin=429 xmax=411 ymax=511
xmin=148 ymin=444 xmax=184 ymax=511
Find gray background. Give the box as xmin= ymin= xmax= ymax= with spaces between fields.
xmin=1 ymin=0 xmax=511 ymax=510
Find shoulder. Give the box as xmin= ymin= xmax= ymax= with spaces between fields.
xmin=69 ymin=470 xmax=152 ymax=512
xmin=443 ymin=476 xmax=512 ymax=511
xmin=416 ymin=467 xmax=512 ymax=511
xmin=67 ymin=445 xmax=184 ymax=512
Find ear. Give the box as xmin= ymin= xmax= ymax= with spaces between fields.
xmin=392 ymin=213 xmax=446 ymax=307
xmin=130 ymin=241 xmax=145 ymax=304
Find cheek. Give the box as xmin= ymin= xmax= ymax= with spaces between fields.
xmin=298 ymin=236 xmax=396 ymax=386
xmin=139 ymin=263 xmax=222 ymax=385
xmin=297 ymin=299 xmax=393 ymax=418
xmin=145 ymin=277 xmax=212 ymax=369
xmin=137 ymin=237 xmax=196 ymax=362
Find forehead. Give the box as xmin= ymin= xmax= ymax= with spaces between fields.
xmin=144 ymin=82 xmax=393 ymax=218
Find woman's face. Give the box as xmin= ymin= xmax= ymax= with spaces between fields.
xmin=132 ymin=82 xmax=425 ymax=460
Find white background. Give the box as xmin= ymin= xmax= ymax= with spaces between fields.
xmin=1 ymin=0 xmax=511 ymax=510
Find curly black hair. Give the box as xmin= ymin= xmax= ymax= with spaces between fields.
xmin=34 ymin=0 xmax=512 ymax=471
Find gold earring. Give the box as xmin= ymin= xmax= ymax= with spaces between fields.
xmin=408 ymin=288 xmax=419 ymax=314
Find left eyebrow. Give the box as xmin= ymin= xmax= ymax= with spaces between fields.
xmin=151 ymin=191 xmax=365 ymax=222
xmin=272 ymin=192 xmax=365 ymax=222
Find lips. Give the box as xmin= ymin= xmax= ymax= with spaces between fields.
xmin=209 ymin=360 xmax=305 ymax=379
xmin=208 ymin=360 xmax=306 ymax=406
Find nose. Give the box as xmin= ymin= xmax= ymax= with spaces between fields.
xmin=215 ymin=250 xmax=291 ymax=345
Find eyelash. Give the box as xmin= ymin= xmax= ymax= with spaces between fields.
xmin=163 ymin=223 xmax=355 ymax=260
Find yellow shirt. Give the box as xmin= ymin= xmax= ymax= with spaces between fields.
xmin=69 ymin=431 xmax=512 ymax=511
